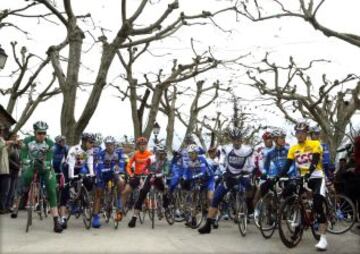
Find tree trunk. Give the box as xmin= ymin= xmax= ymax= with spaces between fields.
xmin=165 ymin=87 xmax=177 ymax=151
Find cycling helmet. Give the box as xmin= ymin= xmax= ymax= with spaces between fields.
xmin=262 ymin=131 xmax=272 ymax=140
xmin=55 ymin=135 xmax=66 ymax=143
xmin=271 ymin=129 xmax=286 ymax=138
xmin=294 ymin=120 xmax=309 ymax=132
xmin=155 ymin=144 xmax=167 ymax=154
xmin=94 ymin=133 xmax=103 ymax=146
xmin=33 ymin=121 xmax=48 ymax=132
xmin=136 ymin=136 xmax=148 ymax=145
xmin=104 ymin=136 xmax=116 ymax=144
xmin=227 ymin=127 xmax=243 ymax=140
xmin=184 ymin=134 xmax=195 ymax=144
xmin=81 ymin=132 xmax=95 ymax=143
xmin=187 ymin=144 xmax=199 ymax=153
xmin=309 ymin=126 xmax=321 ymax=134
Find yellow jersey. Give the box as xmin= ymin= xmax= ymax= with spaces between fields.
xmin=287 ymin=139 xmax=324 ymax=177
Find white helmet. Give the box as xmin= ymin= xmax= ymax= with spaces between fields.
xmin=187 ymin=144 xmax=199 ymax=153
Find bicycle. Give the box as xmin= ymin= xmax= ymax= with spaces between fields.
xmin=148 ymin=173 xmax=165 ymax=229
xmin=183 ymin=175 xmax=208 ymax=229
xmin=123 ymin=175 xmax=147 ymax=224
xmin=66 ymin=171 xmax=93 ymax=229
xmin=233 ymin=174 xmax=251 ymax=237
xmin=324 ymin=184 xmax=356 ymax=234
xmin=102 ymin=176 xmax=121 ymax=230
xmin=257 ymin=176 xmax=292 ymax=239
xmin=25 ymin=168 xmax=49 ymax=232
xmin=278 ymin=176 xmax=322 ymax=248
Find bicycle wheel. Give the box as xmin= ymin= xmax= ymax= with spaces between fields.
xmin=236 ymin=193 xmax=248 ymax=236
xmin=278 ymin=195 xmax=304 ymax=248
xmin=259 ymin=193 xmax=277 ymax=239
xmin=104 ymin=189 xmax=112 ymax=224
xmin=327 ymin=193 xmax=356 ymax=234
xmin=81 ymin=187 xmax=92 ymax=230
xmin=165 ymin=195 xmax=175 ymax=225
xmin=112 ymin=189 xmax=119 ymax=230
xmin=26 ymin=184 xmax=35 ymax=233
xmin=191 ymin=191 xmax=204 ymax=229
xmin=149 ymin=193 xmax=156 ymax=229
xmin=174 ymin=190 xmax=186 ymax=222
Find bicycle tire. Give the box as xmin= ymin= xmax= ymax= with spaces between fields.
xmin=259 ymin=193 xmax=277 ymax=239
xmin=327 ymin=193 xmax=356 ymax=234
xmin=278 ymin=195 xmax=304 ymax=248
xmin=236 ymin=193 xmax=248 ymax=236
xmin=81 ymin=187 xmax=92 ymax=230
xmin=26 ymin=184 xmax=35 ymax=233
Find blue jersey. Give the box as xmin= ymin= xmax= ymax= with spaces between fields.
xmin=93 ymin=145 xmax=103 ymax=164
xmin=97 ymin=149 xmax=126 ymax=174
xmin=183 ymin=156 xmax=213 ymax=181
xmin=52 ymin=143 xmax=68 ymax=173
xmin=264 ymin=145 xmax=295 ymax=177
xmin=321 ymin=143 xmax=331 ymax=166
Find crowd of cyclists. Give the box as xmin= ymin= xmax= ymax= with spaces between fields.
xmin=1 ymin=119 xmax=360 ymax=252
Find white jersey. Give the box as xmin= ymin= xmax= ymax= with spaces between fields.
xmin=254 ymin=146 xmax=274 ymax=174
xmin=220 ymin=144 xmax=255 ymax=175
xmin=67 ymin=144 xmax=94 ymax=178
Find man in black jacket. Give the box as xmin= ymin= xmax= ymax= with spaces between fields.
xmin=6 ymin=132 xmax=21 ymax=212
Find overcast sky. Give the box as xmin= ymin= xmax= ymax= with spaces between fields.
xmin=1 ymin=0 xmax=360 ymax=147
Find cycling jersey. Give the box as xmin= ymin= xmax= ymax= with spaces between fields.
xmin=67 ymin=144 xmax=94 ymax=178
xmin=254 ymin=146 xmax=273 ymax=176
xmin=52 ymin=143 xmax=68 ymax=173
xmin=20 ymin=136 xmax=58 ymax=207
xmin=126 ymin=150 xmax=152 ymax=176
xmin=220 ymin=144 xmax=254 ymax=175
xmin=287 ymin=139 xmax=324 ymax=177
xmin=264 ymin=144 xmax=295 ymax=177
xmin=183 ymin=156 xmax=214 ymax=191
xmin=148 ymin=155 xmax=170 ymax=175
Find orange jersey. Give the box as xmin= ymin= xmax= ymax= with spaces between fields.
xmin=126 ymin=150 xmax=152 ymax=176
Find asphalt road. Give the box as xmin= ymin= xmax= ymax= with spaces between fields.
xmin=0 ymin=212 xmax=359 ymax=254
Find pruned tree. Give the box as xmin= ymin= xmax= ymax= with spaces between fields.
xmin=29 ymin=0 xmax=237 ymax=145
xmin=114 ymin=44 xmax=220 ymax=141
xmin=236 ymin=0 xmax=360 ymax=48
xmin=175 ymin=80 xmax=228 ymax=148
xmin=0 ymin=41 xmax=63 ymax=134
xmin=242 ymin=53 xmax=360 ymax=160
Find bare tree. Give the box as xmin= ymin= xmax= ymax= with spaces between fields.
xmin=236 ymin=0 xmax=360 ymax=48
xmin=175 ymin=80 xmax=228 ymax=148
xmin=114 ymin=43 xmax=220 ymax=141
xmin=28 ymin=0 xmax=238 ymax=145
xmin=242 ymin=53 xmax=360 ymax=159
xmin=0 ymin=41 xmax=63 ymax=134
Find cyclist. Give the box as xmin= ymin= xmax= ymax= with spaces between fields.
xmin=252 ymin=131 xmax=274 ymax=220
xmin=52 ymin=135 xmax=69 ymax=229
xmin=93 ymin=133 xmax=103 ymax=166
xmin=259 ymin=129 xmax=296 ymax=197
xmin=92 ymin=136 xmax=127 ymax=228
xmin=198 ymin=127 xmax=254 ymax=234
xmin=279 ymin=121 xmax=328 ymax=251
xmin=309 ymin=126 xmax=335 ymax=180
xmin=128 ymin=143 xmax=170 ymax=228
xmin=122 ymin=137 xmax=152 ymax=220
xmin=66 ymin=133 xmax=95 ymax=223
xmin=182 ymin=144 xmax=215 ymax=228
xmin=14 ymin=121 xmax=63 ymax=232
xmin=254 ymin=131 xmax=274 ymax=177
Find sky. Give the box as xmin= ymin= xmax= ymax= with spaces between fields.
xmin=1 ymin=0 xmax=360 ymax=148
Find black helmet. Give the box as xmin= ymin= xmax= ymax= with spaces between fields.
xmin=81 ymin=132 xmax=95 ymax=143
xmin=294 ymin=120 xmax=309 ymax=132
xmin=227 ymin=127 xmax=243 ymax=140
xmin=55 ymin=135 xmax=66 ymax=143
